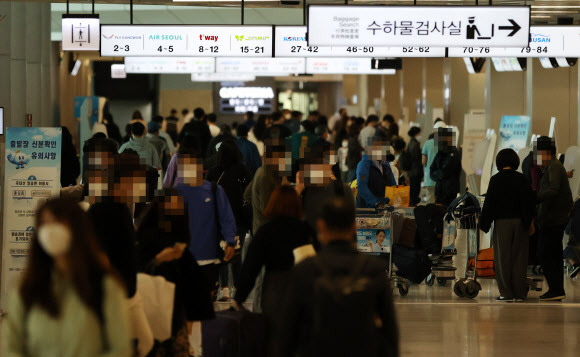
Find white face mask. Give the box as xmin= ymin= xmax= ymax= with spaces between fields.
xmin=416 ymin=135 xmax=422 ymax=141
xmin=38 ymin=223 xmax=72 ymax=257
xmin=342 ymin=140 xmax=348 ymax=148
xmin=536 ymin=154 xmax=543 ymax=166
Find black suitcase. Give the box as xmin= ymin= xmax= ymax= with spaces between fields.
xmin=392 ymin=245 xmax=431 ymax=284
xmin=202 ymin=309 xmax=268 ymax=357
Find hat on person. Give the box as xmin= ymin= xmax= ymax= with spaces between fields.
xmin=147 ymin=121 xmax=161 ymax=133
xmin=433 ymin=121 xmax=447 ymax=130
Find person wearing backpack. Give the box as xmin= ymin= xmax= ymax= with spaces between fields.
xmin=206 ymin=139 xmax=253 ymax=302
xmin=279 ymin=197 xmax=399 ymax=357
xmin=174 ymin=149 xmax=237 ymax=297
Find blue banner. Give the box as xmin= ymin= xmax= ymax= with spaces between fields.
xmin=1 ymin=127 xmax=62 ymax=310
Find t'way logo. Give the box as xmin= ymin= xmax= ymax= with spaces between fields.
xmin=199 ymin=34 xmax=218 ymax=41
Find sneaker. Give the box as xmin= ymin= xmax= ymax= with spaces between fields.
xmin=216 ymin=288 xmax=230 ymax=302
xmin=539 ymin=291 xmax=566 ymax=301
xmin=496 ymin=296 xmax=513 ymax=302
xmin=514 ymin=298 xmax=526 ymax=303
xmin=570 ymin=265 xmax=580 ymax=278
xmin=230 ymin=287 xmax=237 ymax=300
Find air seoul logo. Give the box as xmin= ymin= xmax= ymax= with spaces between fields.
xmin=199 ymin=34 xmax=219 ymax=41
xmin=284 ymin=36 xmax=306 ymax=42
xmin=530 ymin=33 xmax=551 ymax=43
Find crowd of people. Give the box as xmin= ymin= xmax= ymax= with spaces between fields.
xmin=4 ymin=104 xmax=580 ymax=357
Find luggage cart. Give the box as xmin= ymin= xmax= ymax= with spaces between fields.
xmin=356 ymin=207 xmax=409 ymax=296
xmin=450 ymin=206 xmax=544 ymax=299
xmin=452 ymin=206 xmax=484 ymax=299
xmin=425 ymin=213 xmax=458 ymax=287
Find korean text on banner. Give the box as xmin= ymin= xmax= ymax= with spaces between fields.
xmin=307 ymin=6 xmax=530 ymax=47
xmin=1 ymin=127 xmax=62 ymax=311
xmin=493 ymin=116 xmax=531 ymax=174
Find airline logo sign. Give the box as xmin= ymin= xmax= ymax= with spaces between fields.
xmin=447 ymin=26 xmax=580 ymax=58
xmin=275 ymin=26 xmax=445 ymax=57
xmin=100 ymin=25 xmax=273 ymax=57
xmin=307 ymin=6 xmax=530 ymax=47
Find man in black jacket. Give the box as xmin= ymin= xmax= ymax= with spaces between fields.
xmin=279 ymin=197 xmax=399 ymax=357
xmin=535 ymin=136 xmax=573 ymax=301
xmin=430 ymin=127 xmax=462 ymax=206
xmin=178 ymin=107 xmax=212 ymax=157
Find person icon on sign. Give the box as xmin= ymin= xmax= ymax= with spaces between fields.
xmin=466 ymin=17 xmax=481 ymax=39
xmin=78 ymin=29 xmax=83 ymax=40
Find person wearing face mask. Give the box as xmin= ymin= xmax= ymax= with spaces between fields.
xmin=136 ymin=190 xmax=215 ymax=356
xmin=355 ymin=136 xmax=397 ymax=208
xmin=406 ymin=126 xmax=424 ymax=206
xmin=3 ymin=199 xmax=131 ymax=357
xmin=206 ymin=140 xmax=253 ymax=302
xmin=337 ymin=138 xmax=350 ymax=182
xmin=234 ymin=185 xmax=316 ymax=357
xmin=175 ymin=150 xmax=237 ymax=298
xmin=534 ymin=136 xmax=573 ymax=301
xmin=421 ymin=119 xmax=446 ymax=204
xmin=244 ymin=139 xmax=291 ymax=235
xmin=296 ymin=141 xmax=355 ymax=234
xmin=429 ymin=127 xmax=462 ymax=206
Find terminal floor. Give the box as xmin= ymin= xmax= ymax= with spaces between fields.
xmin=393 ymin=276 xmax=580 ymax=357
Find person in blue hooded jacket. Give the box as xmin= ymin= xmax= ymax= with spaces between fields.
xmin=174 ymin=149 xmax=237 ymax=296
xmin=356 ymin=136 xmax=397 ymax=208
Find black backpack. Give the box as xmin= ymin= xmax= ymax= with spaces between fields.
xmin=311 ymin=255 xmax=383 ymax=356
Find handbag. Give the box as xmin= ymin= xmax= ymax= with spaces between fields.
xmin=385 ymin=185 xmax=410 ymax=207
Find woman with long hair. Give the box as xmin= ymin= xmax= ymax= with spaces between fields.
xmin=136 ymin=189 xmax=214 ymax=356
xmin=206 ymin=139 xmax=253 ymax=301
xmin=3 ymin=199 xmax=131 ymax=357
xmin=233 ymin=185 xmax=315 ymax=355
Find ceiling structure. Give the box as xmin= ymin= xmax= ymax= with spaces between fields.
xmin=48 ymin=0 xmax=580 ymax=40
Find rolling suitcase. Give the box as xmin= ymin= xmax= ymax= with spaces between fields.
xmin=202 ymin=309 xmax=268 ymax=357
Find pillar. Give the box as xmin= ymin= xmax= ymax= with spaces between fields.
xmin=0 ymin=1 xmax=53 ymax=129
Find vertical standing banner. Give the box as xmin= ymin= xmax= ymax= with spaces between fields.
xmin=462 ymin=112 xmax=487 ymax=176
xmin=1 ymin=127 xmax=62 ymax=310
xmin=492 ymin=115 xmax=531 ymax=175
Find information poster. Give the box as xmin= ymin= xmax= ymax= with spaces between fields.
xmin=493 ymin=115 xmax=530 ymax=175
xmin=356 ymin=214 xmax=391 ymax=254
xmin=1 ymin=127 xmax=62 ymax=310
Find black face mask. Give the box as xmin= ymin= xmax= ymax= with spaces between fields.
xmin=386 ymin=153 xmax=395 ymax=162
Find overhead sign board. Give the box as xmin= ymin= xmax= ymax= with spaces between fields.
xmin=307 ymin=5 xmax=530 ymax=47
xmin=124 ymin=57 xmax=215 ymax=73
xmin=448 ymin=26 xmax=580 ymax=58
xmin=111 ymin=64 xmax=127 ymax=78
xmin=219 ymin=87 xmax=275 ymax=115
xmin=191 ymin=73 xmax=257 ymax=82
xmin=306 ymin=58 xmax=396 ymax=75
xmin=100 ymin=25 xmax=273 ymax=57
xmin=275 ymin=26 xmax=445 ymax=57
xmin=62 ymin=15 xmax=100 ymax=51
xmin=216 ymin=57 xmax=305 ymax=75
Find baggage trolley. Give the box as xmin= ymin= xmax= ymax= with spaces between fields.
xmin=356 ymin=207 xmax=409 ymax=296
xmin=425 ymin=213 xmax=458 ymax=287
xmin=450 ymin=206 xmax=544 ymax=299
xmin=452 ymin=206 xmax=484 ymax=299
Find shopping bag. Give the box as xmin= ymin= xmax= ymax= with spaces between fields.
xmin=137 ymin=273 xmax=176 ymax=342
xmin=127 ymin=292 xmax=154 ymax=357
xmin=385 ymin=185 xmax=410 ymax=207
